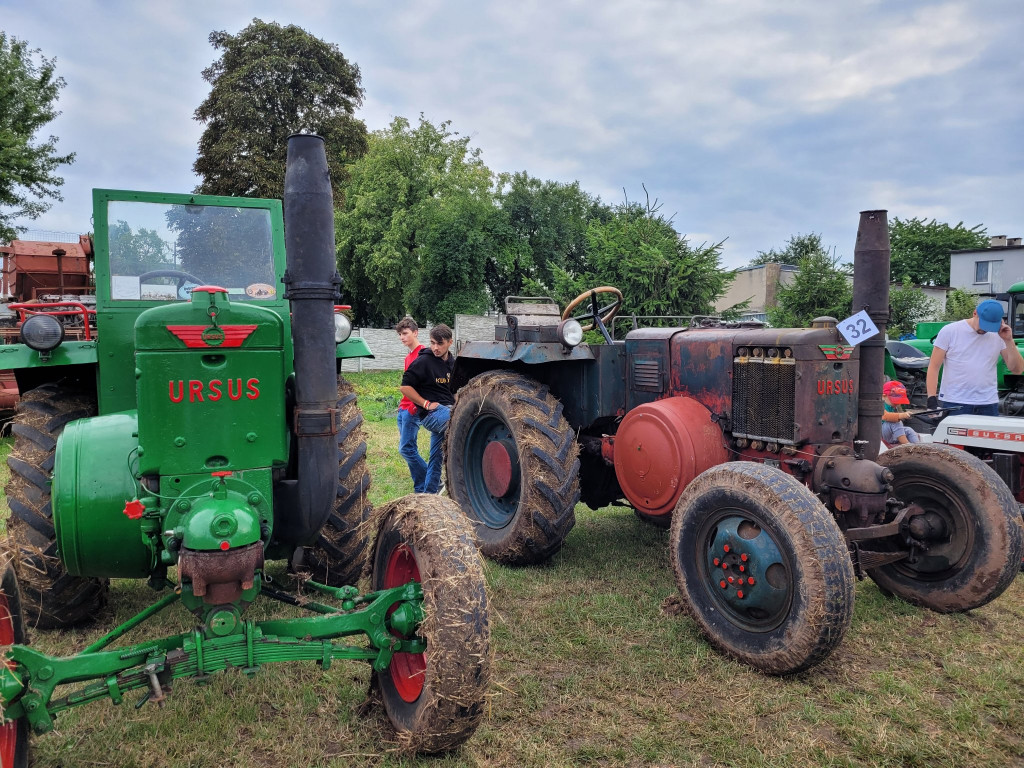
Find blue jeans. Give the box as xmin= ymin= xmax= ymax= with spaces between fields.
xmin=417 ymin=405 xmax=451 ymax=493
xmin=397 ymin=408 xmax=428 ymax=493
xmin=939 ymin=400 xmax=999 ymax=416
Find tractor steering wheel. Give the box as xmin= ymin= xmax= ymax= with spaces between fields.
xmin=138 ymin=268 xmax=206 ymax=285
xmin=561 ymin=286 xmax=624 ymax=332
xmin=137 ymin=269 xmax=207 ymax=300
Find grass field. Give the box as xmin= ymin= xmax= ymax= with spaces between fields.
xmin=2 ymin=371 xmax=1023 ymax=767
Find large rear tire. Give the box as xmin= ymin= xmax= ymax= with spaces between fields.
xmin=872 ymin=443 xmax=1023 ymax=612
xmin=0 ymin=558 xmax=29 ymax=768
xmin=670 ymin=462 xmax=855 ymax=675
xmin=447 ymin=371 xmax=579 ymax=565
xmin=301 ymin=377 xmax=373 ymax=587
xmin=2 ymin=383 xmax=107 ymax=629
xmin=371 ymin=494 xmax=491 ymax=753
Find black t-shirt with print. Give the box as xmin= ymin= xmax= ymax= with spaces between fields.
xmin=401 ymin=347 xmax=455 ymax=417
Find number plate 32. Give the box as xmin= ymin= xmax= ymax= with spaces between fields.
xmin=837 ymin=310 xmax=880 ymax=346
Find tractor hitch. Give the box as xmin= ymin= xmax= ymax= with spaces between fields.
xmin=0 ymin=580 xmax=424 ymax=735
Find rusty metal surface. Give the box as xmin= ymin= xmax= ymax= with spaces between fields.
xmin=852 ymin=210 xmax=891 ymax=461
xmin=178 ymin=542 xmax=265 ymax=606
xmin=0 ymin=236 xmax=93 ymax=300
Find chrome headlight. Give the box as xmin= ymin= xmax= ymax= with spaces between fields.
xmin=334 ymin=312 xmax=352 ymax=343
xmin=556 ymin=318 xmax=583 ymax=348
xmin=20 ymin=314 xmax=65 ymax=352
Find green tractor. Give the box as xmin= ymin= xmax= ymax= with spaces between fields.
xmin=901 ymin=283 xmax=1024 ymax=414
xmin=0 ymin=135 xmax=491 ymax=764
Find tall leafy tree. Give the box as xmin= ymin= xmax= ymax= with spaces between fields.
xmin=193 ymin=19 xmax=367 ymax=200
xmin=407 ymin=192 xmax=497 ymax=325
xmin=767 ymin=244 xmax=852 ymax=328
xmin=488 ymin=172 xmax=610 ymax=300
xmin=554 ymin=197 xmax=733 ymax=327
xmin=0 ymin=33 xmax=75 ymax=243
xmin=889 ymin=217 xmax=988 ymax=286
xmin=335 ymin=115 xmax=493 ymax=325
xmin=748 ymin=233 xmax=829 ymax=267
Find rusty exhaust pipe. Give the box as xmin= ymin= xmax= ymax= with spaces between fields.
xmin=853 ymin=210 xmax=890 ymax=462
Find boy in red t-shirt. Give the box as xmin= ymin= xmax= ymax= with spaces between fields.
xmin=395 ymin=317 xmax=428 ymax=492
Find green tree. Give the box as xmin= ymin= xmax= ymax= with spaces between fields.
xmin=767 ymin=246 xmax=852 ymax=328
xmin=889 ymin=217 xmax=988 ymax=286
xmin=193 ymin=19 xmax=367 ymax=200
xmin=488 ymin=173 xmax=610 ymax=300
xmin=554 ymin=197 xmax=733 ymax=326
xmin=941 ymin=287 xmax=979 ymax=322
xmin=888 ymin=279 xmax=938 ymax=337
xmin=335 ymin=115 xmax=494 ymax=324
xmin=108 ymin=222 xmax=173 ymax=275
xmin=748 ymin=233 xmax=826 ymax=267
xmin=0 ymin=33 xmax=75 ymax=243
xmin=407 ymin=192 xmax=497 ymax=325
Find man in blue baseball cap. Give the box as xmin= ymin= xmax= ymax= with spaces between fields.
xmin=926 ymin=298 xmax=1024 ymax=415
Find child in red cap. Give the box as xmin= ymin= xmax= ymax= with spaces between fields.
xmin=882 ymin=380 xmax=920 ymax=445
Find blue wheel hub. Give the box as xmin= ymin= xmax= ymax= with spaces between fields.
xmin=703 ymin=514 xmax=791 ymax=630
xmin=465 ymin=415 xmax=521 ymax=529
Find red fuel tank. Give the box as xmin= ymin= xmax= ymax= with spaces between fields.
xmin=613 ymin=397 xmax=729 ymax=519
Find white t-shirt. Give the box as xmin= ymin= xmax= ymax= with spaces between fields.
xmin=933 ymin=319 xmax=1006 ymax=404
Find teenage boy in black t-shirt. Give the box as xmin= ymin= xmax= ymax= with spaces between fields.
xmin=399 ymin=324 xmax=455 ymax=493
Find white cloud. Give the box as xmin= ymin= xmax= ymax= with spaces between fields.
xmin=2 ymin=0 xmax=1020 ymax=278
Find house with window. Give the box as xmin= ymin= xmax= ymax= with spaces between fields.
xmin=949 ymin=236 xmax=1024 ymax=294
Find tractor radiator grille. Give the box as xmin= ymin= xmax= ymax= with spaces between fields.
xmin=731 ymin=354 xmax=796 ymax=443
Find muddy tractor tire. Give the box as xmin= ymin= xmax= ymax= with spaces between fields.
xmin=670 ymin=462 xmax=855 ymax=675
xmin=3 ymin=383 xmax=107 ymax=629
xmin=873 ymin=443 xmax=1023 ymax=612
xmin=447 ymin=370 xmax=580 ymax=565
xmin=370 ymin=494 xmax=491 ymax=753
xmin=301 ymin=377 xmax=373 ymax=587
xmin=0 ymin=557 xmax=29 ymax=768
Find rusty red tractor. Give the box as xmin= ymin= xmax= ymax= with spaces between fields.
xmin=447 ymin=210 xmax=1023 ymax=675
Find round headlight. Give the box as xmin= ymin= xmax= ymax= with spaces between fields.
xmin=556 ymin=318 xmax=584 ymax=348
xmin=334 ymin=312 xmax=352 ymax=343
xmin=20 ymin=314 xmax=65 ymax=352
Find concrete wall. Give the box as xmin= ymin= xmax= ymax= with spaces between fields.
xmin=715 ymin=263 xmax=798 ymax=316
xmin=339 ymin=313 xmax=505 ymax=371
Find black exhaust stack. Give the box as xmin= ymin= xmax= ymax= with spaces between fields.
xmin=276 ymin=134 xmax=341 ymax=546
xmin=853 ymin=210 xmax=890 ymax=462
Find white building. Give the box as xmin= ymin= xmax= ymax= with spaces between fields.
xmin=950 ymin=236 xmax=1024 ymax=294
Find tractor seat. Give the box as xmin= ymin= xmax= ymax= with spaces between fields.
xmin=503 ymin=296 xmax=562 ymax=328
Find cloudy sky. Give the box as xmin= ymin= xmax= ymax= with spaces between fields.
xmin=3 ymin=0 xmax=1021 ymax=269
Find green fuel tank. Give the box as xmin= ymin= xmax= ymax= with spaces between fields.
xmin=53 ymin=411 xmax=150 ymax=578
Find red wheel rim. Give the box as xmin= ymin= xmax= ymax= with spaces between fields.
xmin=0 ymin=592 xmax=18 ymax=768
xmin=383 ymin=544 xmax=425 ymax=703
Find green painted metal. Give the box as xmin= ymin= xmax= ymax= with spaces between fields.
xmin=336 ymin=335 xmax=373 ymax=360
xmin=0 ymin=582 xmax=424 ymax=734
xmin=179 ymin=481 xmax=262 ymax=551
xmin=53 ymin=411 xmax=150 ymax=578
xmin=134 ymin=289 xmax=288 ymax=476
xmin=0 ymin=340 xmax=98 ymax=370
xmin=90 ymin=188 xmax=291 ymax=416
xmin=80 ymin=589 xmax=179 ymax=654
